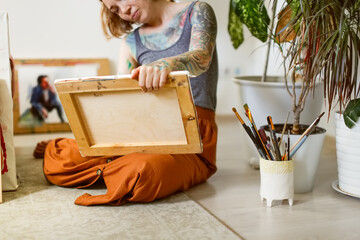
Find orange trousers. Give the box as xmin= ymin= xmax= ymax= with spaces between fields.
xmin=43 ymin=107 xmax=217 ymax=206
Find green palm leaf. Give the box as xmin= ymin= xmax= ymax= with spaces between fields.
xmin=344 ymin=99 xmax=360 ymax=128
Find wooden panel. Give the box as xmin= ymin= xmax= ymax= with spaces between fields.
xmin=74 ymin=89 xmax=187 ymax=146
xmin=55 ymin=71 xmax=202 ymax=156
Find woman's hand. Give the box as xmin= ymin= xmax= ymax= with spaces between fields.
xmin=131 ymin=60 xmax=171 ymax=92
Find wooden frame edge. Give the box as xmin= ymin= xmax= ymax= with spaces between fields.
xmin=56 ymin=71 xmax=202 ymax=156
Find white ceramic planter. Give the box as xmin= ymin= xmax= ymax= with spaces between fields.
xmin=260 ymin=158 xmax=294 ymax=207
xmin=335 ymin=112 xmax=360 ymax=196
xmin=232 ymin=76 xmax=324 ymax=126
xmin=264 ymin=124 xmax=326 ymax=193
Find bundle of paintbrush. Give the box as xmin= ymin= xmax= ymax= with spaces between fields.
xmin=232 ymin=104 xmax=325 ymax=161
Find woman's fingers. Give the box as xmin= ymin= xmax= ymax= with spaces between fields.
xmin=138 ymin=66 xmax=148 ymax=92
xmin=159 ymin=70 xmax=168 ymax=88
xmin=152 ymin=67 xmax=160 ymax=90
xmin=132 ymin=65 xmax=169 ymax=92
xmin=145 ymin=67 xmax=154 ymax=92
xmin=131 ymin=68 xmax=140 ymax=79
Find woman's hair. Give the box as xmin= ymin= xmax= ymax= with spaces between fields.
xmin=101 ymin=4 xmax=133 ymax=39
xmin=100 ymin=0 xmax=176 ymax=39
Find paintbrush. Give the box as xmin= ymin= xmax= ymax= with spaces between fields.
xmin=287 ymin=129 xmax=290 ymax=161
xmin=281 ymin=131 xmax=290 ymax=161
xmin=259 ymin=128 xmax=275 ymax=160
xmin=278 ymin=112 xmax=290 ymax=146
xmin=289 ymin=134 xmax=308 ymax=159
xmin=283 ymin=142 xmax=288 ymax=161
xmin=267 ymin=116 xmax=282 ymax=161
xmin=290 ymin=112 xmax=325 ymax=153
xmin=232 ymin=107 xmax=267 ymax=159
xmin=243 ymin=104 xmax=272 ymax=160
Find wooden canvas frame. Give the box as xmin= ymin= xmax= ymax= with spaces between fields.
xmin=55 ymin=71 xmax=202 ymax=156
xmin=13 ymin=58 xmax=110 ymax=134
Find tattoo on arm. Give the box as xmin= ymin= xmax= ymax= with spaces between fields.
xmin=127 ymin=59 xmax=133 ymax=71
xmin=147 ymin=3 xmax=217 ymax=76
xmin=190 ymin=2 xmax=217 ymax=53
xmin=147 ymin=60 xmax=170 ymax=70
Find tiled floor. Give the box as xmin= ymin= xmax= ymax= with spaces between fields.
xmin=13 ymin=115 xmax=360 ymax=239
xmin=186 ymin=115 xmax=360 ymax=239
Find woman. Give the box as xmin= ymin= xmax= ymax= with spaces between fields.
xmin=40 ymin=0 xmax=218 ymax=206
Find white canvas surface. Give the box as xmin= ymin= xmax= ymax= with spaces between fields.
xmin=0 ymin=12 xmax=11 ymax=92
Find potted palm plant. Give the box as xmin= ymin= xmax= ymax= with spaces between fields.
xmin=280 ymin=0 xmax=360 ymax=195
xmin=229 ymin=0 xmax=360 ymax=190
xmin=232 ymin=0 xmax=360 ymax=194
xmin=229 ymin=0 xmax=324 ymax=133
xmin=228 ymin=0 xmax=327 ymax=193
xmin=276 ymin=0 xmax=360 ymax=196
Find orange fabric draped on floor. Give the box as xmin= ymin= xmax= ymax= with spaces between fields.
xmin=43 ymin=107 xmax=217 ymax=206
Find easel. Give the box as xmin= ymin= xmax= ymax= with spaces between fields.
xmin=55 ymin=71 xmax=202 ymax=156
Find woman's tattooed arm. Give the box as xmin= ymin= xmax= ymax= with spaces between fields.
xmin=146 ymin=2 xmax=217 ymax=76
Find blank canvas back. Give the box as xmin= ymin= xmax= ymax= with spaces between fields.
xmin=55 ymin=71 xmax=202 ymax=156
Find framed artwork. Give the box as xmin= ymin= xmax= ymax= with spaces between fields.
xmin=13 ymin=59 xmax=110 ymax=134
xmin=55 ymin=71 xmax=202 ymax=156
